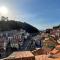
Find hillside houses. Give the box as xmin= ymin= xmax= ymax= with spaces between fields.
xmin=0 ymin=29 xmax=30 ymax=57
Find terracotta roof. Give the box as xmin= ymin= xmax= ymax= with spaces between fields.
xmin=56 ymin=45 xmax=60 ymax=48
xmin=15 ymin=51 xmax=34 ymax=58
xmin=49 ymin=45 xmax=60 ymax=54
xmin=32 ymin=48 xmax=44 ymax=55
xmin=50 ymin=49 xmax=60 ymax=54
xmin=35 ymin=55 xmax=60 ymax=60
xmin=4 ymin=51 xmax=60 ymax=60
xmin=4 ymin=51 xmax=35 ymax=60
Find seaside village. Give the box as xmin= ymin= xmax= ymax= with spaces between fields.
xmin=1 ymin=26 xmax=60 ymax=60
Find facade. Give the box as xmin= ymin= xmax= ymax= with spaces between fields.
xmin=0 ymin=29 xmax=30 ymax=57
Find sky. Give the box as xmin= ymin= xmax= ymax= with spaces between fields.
xmin=0 ymin=0 xmax=60 ymax=30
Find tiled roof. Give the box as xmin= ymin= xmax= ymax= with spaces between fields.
xmin=4 ymin=51 xmax=34 ymax=60
xmin=35 ymin=55 xmax=60 ymax=60
xmin=4 ymin=51 xmax=60 ymax=60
